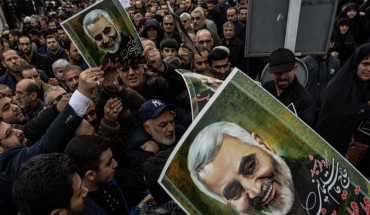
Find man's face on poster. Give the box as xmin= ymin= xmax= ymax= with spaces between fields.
xmin=86 ymin=16 xmax=121 ymax=54
xmin=198 ymin=135 xmax=295 ymax=214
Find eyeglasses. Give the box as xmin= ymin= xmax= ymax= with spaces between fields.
xmin=0 ymin=124 xmax=14 ymax=143
xmin=118 ymin=65 xmax=142 ymax=73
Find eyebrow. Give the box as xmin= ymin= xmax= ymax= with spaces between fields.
xmin=2 ymin=103 xmax=9 ymax=111
xmin=238 ymin=154 xmax=257 ymax=175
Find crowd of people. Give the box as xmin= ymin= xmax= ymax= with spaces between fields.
xmin=0 ymin=0 xmax=369 ymax=214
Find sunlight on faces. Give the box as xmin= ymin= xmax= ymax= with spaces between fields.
xmin=199 ymin=135 xmax=294 ymax=215
xmin=86 ymin=16 xmax=121 ymax=54
xmin=357 ymin=57 xmax=370 ymax=81
xmin=144 ymin=110 xmax=176 ymax=146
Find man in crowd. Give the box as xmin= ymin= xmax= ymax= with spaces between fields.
xmin=262 ymin=48 xmax=315 ymax=126
xmin=196 ymin=29 xmax=214 ymax=51
xmin=207 ymin=47 xmax=232 ymax=80
xmin=18 ymin=35 xmax=54 ymax=78
xmin=46 ymin=34 xmax=68 ymax=63
xmin=14 ymin=79 xmax=45 ymax=121
xmin=160 ymin=38 xmax=178 ymax=59
xmin=0 ymin=49 xmax=23 ymax=91
xmin=64 ymin=64 xmax=82 ymax=92
xmin=191 ymin=8 xmax=221 ymax=47
xmin=65 ymin=39 xmax=89 ymax=70
xmin=226 ymin=7 xmax=246 ymax=41
xmin=221 ymin=21 xmax=248 ymax=73
xmin=12 ymin=153 xmax=89 ymax=215
xmin=20 ymin=64 xmax=52 ymax=100
xmin=51 ymin=59 xmax=71 ymax=91
xmin=0 ymin=67 xmax=103 ymax=213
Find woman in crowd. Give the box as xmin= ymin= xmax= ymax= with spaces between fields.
xmin=315 ymin=43 xmax=370 ymax=176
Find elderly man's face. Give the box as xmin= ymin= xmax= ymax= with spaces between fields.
xmin=144 ymin=109 xmax=176 ymax=146
xmin=86 ymin=16 xmax=121 ymax=53
xmin=191 ymin=12 xmax=205 ymax=30
xmin=199 ymin=135 xmax=294 ymax=214
xmin=197 ymin=32 xmax=213 ymax=50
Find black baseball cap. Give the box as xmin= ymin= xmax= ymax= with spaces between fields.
xmin=269 ymin=48 xmax=296 ymax=73
xmin=139 ymin=99 xmax=176 ymax=123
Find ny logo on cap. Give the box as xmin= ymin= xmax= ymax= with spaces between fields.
xmin=151 ymin=99 xmax=163 ymax=107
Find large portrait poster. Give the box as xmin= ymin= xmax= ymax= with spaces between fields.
xmin=160 ymin=69 xmax=370 ymax=214
xmin=61 ymin=0 xmax=143 ymax=72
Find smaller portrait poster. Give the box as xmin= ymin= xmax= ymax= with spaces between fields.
xmin=61 ymin=0 xmax=144 ymax=72
xmin=160 ymin=69 xmax=370 ymax=215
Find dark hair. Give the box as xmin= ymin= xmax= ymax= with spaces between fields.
xmin=18 ymin=35 xmax=32 ymax=43
xmin=13 ymin=153 xmax=77 ymax=215
xmin=28 ymin=29 xmax=40 ymax=36
xmin=207 ymin=48 xmax=229 ymax=66
xmin=40 ymin=29 xmax=53 ymax=38
xmin=20 ymin=64 xmax=38 ymax=77
xmin=9 ymin=29 xmax=21 ymax=37
xmin=195 ymin=66 xmax=218 ymax=76
xmin=65 ymin=135 xmax=111 ymax=177
xmin=159 ymin=38 xmax=178 ymax=51
xmin=24 ymin=79 xmax=40 ymax=94
xmin=64 ymin=38 xmax=72 ymax=50
xmin=143 ymin=148 xmax=173 ymax=205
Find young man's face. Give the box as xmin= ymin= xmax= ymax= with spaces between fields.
xmin=95 ymin=148 xmax=118 ymax=184
xmin=86 ymin=16 xmax=121 ymax=54
xmin=163 ymin=17 xmax=175 ymax=34
xmin=69 ymin=173 xmax=89 ymax=214
xmin=199 ymin=135 xmax=294 ymax=214
xmin=67 ymin=42 xmax=82 ymax=62
xmin=1 ymin=50 xmax=21 ymax=73
xmin=161 ymin=47 xmax=177 ymax=58
xmin=57 ymin=29 xmax=68 ymax=42
xmin=211 ymin=58 xmax=230 ymax=80
xmin=0 ymin=121 xmax=27 ymax=152
xmin=0 ymin=96 xmax=25 ymax=124
xmin=193 ymin=50 xmax=209 ymax=70
xmin=18 ymin=37 xmax=33 ymax=55
xmin=46 ymin=37 xmax=59 ymax=52
xmin=239 ymin=9 xmax=248 ymax=22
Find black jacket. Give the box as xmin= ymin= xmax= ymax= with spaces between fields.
xmin=0 ymin=105 xmax=82 ymax=214
xmin=263 ymin=78 xmax=315 ymax=126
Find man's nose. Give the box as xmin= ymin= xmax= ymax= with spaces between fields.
xmin=240 ymin=178 xmax=262 ymax=199
xmin=167 ymin=122 xmax=175 ymax=132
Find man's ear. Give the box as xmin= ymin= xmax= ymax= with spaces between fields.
xmin=50 ymin=208 xmax=67 ymax=215
xmin=293 ymin=64 xmax=298 ymax=74
xmin=31 ymin=92 xmax=38 ymax=101
xmin=252 ymin=132 xmax=276 ymax=153
xmin=85 ymin=170 xmax=96 ymax=181
xmin=143 ymin=123 xmax=152 ymax=135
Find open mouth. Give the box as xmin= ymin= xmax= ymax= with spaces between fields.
xmin=260 ymin=182 xmax=274 ymax=205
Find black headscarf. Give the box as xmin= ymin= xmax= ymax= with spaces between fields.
xmin=315 ymin=43 xmax=370 ymax=155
